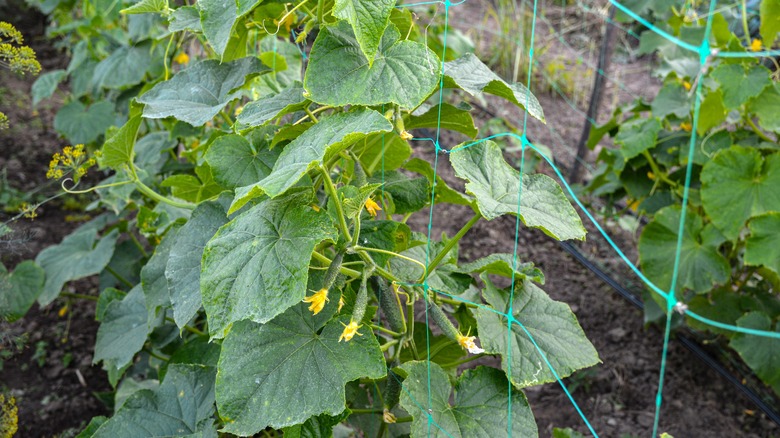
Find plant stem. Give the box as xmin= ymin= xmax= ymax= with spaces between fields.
xmin=317 ymin=0 xmax=324 ymax=23
xmin=747 ymin=117 xmax=774 ymax=142
xmin=105 ymin=266 xmax=134 ymax=289
xmin=394 ymin=416 xmax=413 ymax=423
xmin=129 ymin=232 xmax=148 ymax=258
xmin=740 ymin=0 xmax=752 ymax=46
xmin=641 ymin=150 xmax=677 ymax=188
xmin=320 ymin=165 xmax=352 ymax=242
xmin=353 ymin=246 xmax=426 ymax=277
xmin=164 ymin=317 xmax=205 ymax=336
xmin=143 ymin=348 xmax=169 ymax=362
xmin=129 ymin=165 xmax=195 ymax=210
xmin=380 ymin=339 xmax=400 ymax=352
xmin=311 ymin=251 xmax=361 ymax=278
xmin=350 ymin=408 xmax=384 ymax=415
xmin=438 ymin=353 xmax=488 ymax=369
xmin=304 ymin=105 xmax=319 ymax=123
xmin=370 ymin=324 xmax=403 ymax=337
xmin=437 ymin=296 xmax=478 ymax=308
xmin=60 ymin=292 xmax=98 ymax=301
xmin=425 ymin=212 xmax=481 ymax=277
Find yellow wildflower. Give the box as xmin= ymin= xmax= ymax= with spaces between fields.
xmin=339 ymin=320 xmax=363 ymax=342
xmin=46 ymin=144 xmax=95 ymax=181
xmin=456 ymin=333 xmax=484 ymax=354
xmin=365 ymin=198 xmax=382 ymax=218
xmin=174 ymin=51 xmax=190 ymax=65
xmin=19 ymin=202 xmax=37 ymax=219
xmin=303 ymin=288 xmax=329 ymax=315
xmin=680 ymin=122 xmax=692 ymax=132
xmin=750 ymin=39 xmax=762 ymax=52
xmin=682 ymin=81 xmax=691 ymax=91
xmin=0 ymin=393 xmax=18 ymax=437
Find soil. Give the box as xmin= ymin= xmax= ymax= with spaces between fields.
xmin=1 ymin=5 xmax=111 ymax=437
xmin=0 ymin=1 xmax=777 ymax=437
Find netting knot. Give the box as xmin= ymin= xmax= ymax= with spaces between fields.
xmin=673 ymin=301 xmax=688 ymax=315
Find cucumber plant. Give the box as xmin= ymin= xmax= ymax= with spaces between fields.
xmin=2 ymin=0 xmax=601 ymax=435
xmin=587 ymin=2 xmax=780 ymax=395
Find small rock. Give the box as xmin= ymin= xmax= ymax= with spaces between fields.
xmin=606 ymin=418 xmax=617 ymax=426
xmin=608 ymin=327 xmax=628 ymax=342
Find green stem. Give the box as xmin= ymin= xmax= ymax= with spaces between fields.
xmin=320 ymin=165 xmax=352 ymax=242
xmin=143 ymin=348 xmax=169 ymax=362
xmin=105 ymin=266 xmax=134 ymax=289
xmin=747 ymin=117 xmax=774 ymax=142
xmin=219 ymin=110 xmax=233 ymax=127
xmin=437 ymin=296 xmax=478 ymax=308
xmin=370 ymin=324 xmax=403 ymax=337
xmin=380 ymin=339 xmax=400 ymax=352
xmin=740 ymin=0 xmax=752 ymax=46
xmin=350 ymin=408 xmax=384 ymax=415
xmin=351 ymin=214 xmax=361 ymax=247
xmin=311 ymin=251 xmax=361 ymax=278
xmin=304 ymin=105 xmax=319 ymax=123
xmin=130 ymin=165 xmax=195 ymax=210
xmin=129 ymin=232 xmax=148 ymax=258
xmin=394 ymin=416 xmax=413 ymax=423
xmin=60 ymin=292 xmax=98 ymax=302
xmin=353 ymin=246 xmax=426 ymax=278
xmin=641 ymin=150 xmax=677 ymax=188
xmin=439 ymin=353 xmax=488 ymax=369
xmin=425 ymin=212 xmax=481 ymax=278
xmin=317 ymin=0 xmax=324 ymax=23
xmin=164 ymin=317 xmax=205 ymax=336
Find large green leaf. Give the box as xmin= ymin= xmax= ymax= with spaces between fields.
xmin=204 ymin=129 xmax=280 ymax=189
xmin=354 ymin=133 xmax=411 ymax=175
xmin=235 ymin=83 xmax=308 ymax=130
xmin=760 ymin=0 xmax=780 ymax=46
xmin=638 ymin=206 xmax=729 ymax=294
xmin=54 ymin=100 xmax=116 ymax=144
xmin=92 ymin=364 xmax=217 ymax=437
xmin=201 ymin=194 xmax=336 ymax=339
xmin=168 ymin=6 xmax=201 ymax=32
xmin=0 ymin=261 xmax=45 ymax=322
xmin=711 ymin=64 xmax=771 ymax=110
xmin=93 ymin=285 xmax=149 ymax=369
xmin=749 ymin=83 xmax=780 ymax=134
xmin=35 ymin=229 xmax=119 ymax=305
xmin=199 ymin=0 xmax=262 ymax=58
xmin=399 ymin=362 xmax=537 ymax=438
xmin=31 ymin=69 xmax=66 ymax=106
xmin=406 ymin=103 xmax=478 ymax=139
xmin=615 ymin=117 xmax=661 ymax=160
xmin=166 ymin=200 xmax=228 ymax=329
xmin=474 ymin=276 xmax=599 ymax=388
xmin=745 ymin=212 xmax=780 ymax=276
xmin=390 ymin=243 xmax=472 ymax=296
xmin=230 ymin=108 xmax=392 ymax=213
xmin=161 ymin=165 xmax=222 ymax=203
xmin=101 ymin=115 xmax=142 ymax=170
xmin=121 ymin=0 xmax=169 ymax=15
xmin=140 ymin=227 xmax=177 ymax=325
xmin=332 ymin=0 xmax=396 ymax=65
xmin=730 ymin=312 xmax=780 ymax=394
xmin=701 ymin=147 xmax=780 ymax=240
xmin=403 ymin=158 xmax=471 ymax=206
xmin=92 ymin=44 xmax=152 ymax=89
xmin=697 ymin=89 xmax=726 ymax=135
xmin=304 ymin=21 xmax=439 ymax=109
xmin=443 ymin=53 xmax=544 ymax=123
xmin=369 ymin=170 xmax=429 ymax=214
xmin=650 ymin=81 xmax=690 ymax=119
xmin=449 ymin=141 xmax=586 ymax=241
xmin=216 ymin=305 xmax=385 ymax=434
xmin=137 ymin=57 xmax=267 ymax=126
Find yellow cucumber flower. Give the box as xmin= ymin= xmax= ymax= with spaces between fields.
xmin=303 ymin=288 xmax=329 ymax=315
xmin=365 ymin=198 xmax=382 ymax=218
xmin=339 ymin=321 xmax=363 ymax=342
xmin=383 ymin=409 xmax=396 ymax=423
xmin=750 ymin=39 xmax=762 ymax=52
xmin=338 ymin=296 xmax=345 ymax=312
xmin=174 ymin=51 xmax=190 ymax=65
xmin=680 ymin=122 xmax=692 ymax=132
xmin=456 ymin=333 xmax=484 ymax=354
